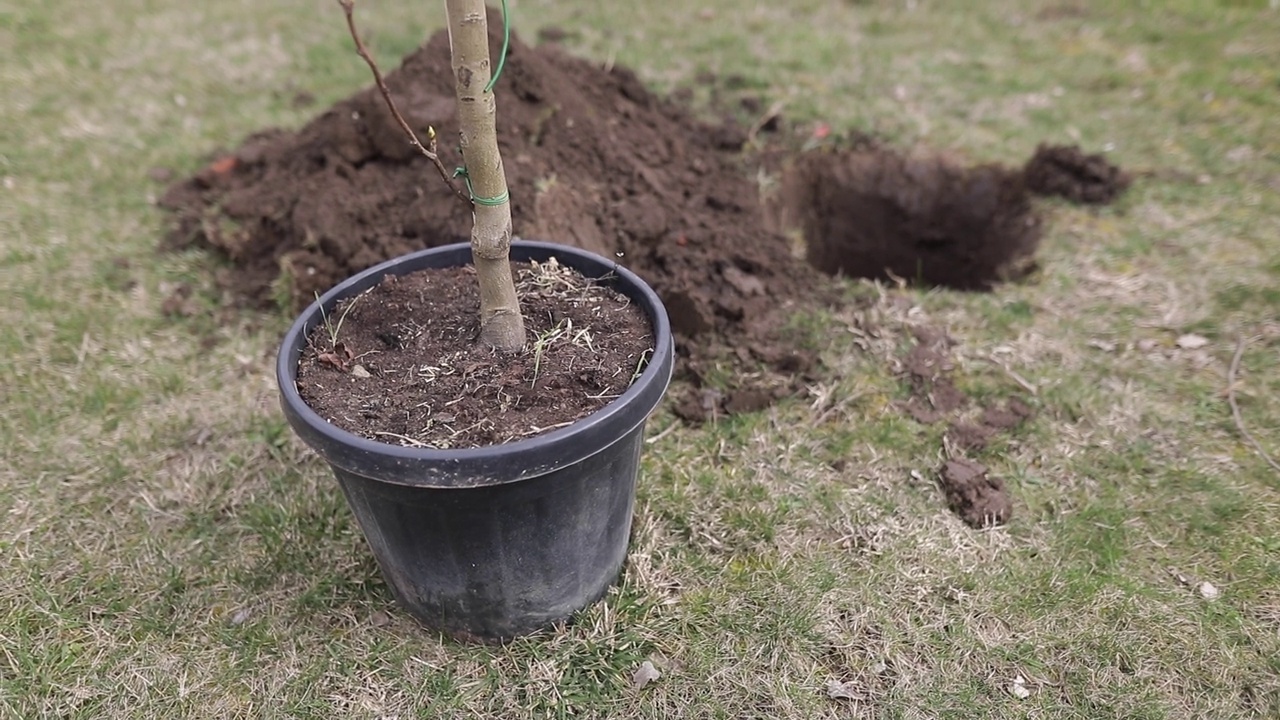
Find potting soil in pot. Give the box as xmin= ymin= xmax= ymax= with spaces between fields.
xmin=296 ymin=259 xmax=654 ymax=449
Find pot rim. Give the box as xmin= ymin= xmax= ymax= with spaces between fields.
xmin=276 ymin=240 xmax=674 ymax=488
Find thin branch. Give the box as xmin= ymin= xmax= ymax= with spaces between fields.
xmin=645 ymin=421 xmax=679 ymax=445
xmin=1228 ymin=334 xmax=1280 ymax=475
xmin=338 ymin=0 xmax=471 ymax=207
xmin=746 ymin=100 xmax=787 ymax=146
xmin=373 ymin=431 xmax=430 ymax=447
xmin=982 ymin=356 xmax=1038 ymax=396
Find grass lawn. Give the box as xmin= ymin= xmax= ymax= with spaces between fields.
xmin=3 ymin=0 xmax=1280 ymax=717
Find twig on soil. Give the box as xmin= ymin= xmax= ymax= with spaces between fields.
xmin=519 ymin=420 xmax=576 ymax=437
xmin=983 ymin=356 xmax=1038 ymax=396
xmin=373 ymin=431 xmax=430 ymax=447
xmin=1227 ymin=334 xmax=1280 ymax=475
xmin=337 ymin=0 xmax=471 ymax=207
xmin=645 ymin=421 xmax=678 ymax=445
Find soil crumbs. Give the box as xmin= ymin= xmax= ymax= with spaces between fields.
xmin=297 ymin=259 xmax=652 ymax=449
xmin=899 ymin=326 xmax=1032 ymax=527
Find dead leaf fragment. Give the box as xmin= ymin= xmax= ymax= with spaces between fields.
xmin=1168 ymin=568 xmax=1194 ymax=588
xmin=1088 ymin=339 xmax=1117 ymax=352
xmin=317 ymin=352 xmax=349 ymax=372
xmin=317 ymin=342 xmax=356 ymax=372
xmin=209 ymin=155 xmax=238 ymax=175
xmin=632 ymin=660 xmax=661 ymax=690
xmin=1176 ymin=333 xmax=1209 ymax=350
xmin=826 ymin=680 xmax=863 ymax=701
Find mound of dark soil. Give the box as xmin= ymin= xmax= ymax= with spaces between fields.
xmin=159 ymin=16 xmax=818 ymax=391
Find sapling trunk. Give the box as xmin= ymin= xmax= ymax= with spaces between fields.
xmin=445 ymin=0 xmax=525 ymax=351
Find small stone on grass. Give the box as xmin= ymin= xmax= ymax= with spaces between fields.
xmin=1008 ymin=675 xmax=1031 ymax=700
xmin=1176 ymin=333 xmax=1209 ymax=350
xmin=1199 ymin=581 xmax=1220 ymax=601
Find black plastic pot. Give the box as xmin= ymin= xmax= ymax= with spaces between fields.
xmin=276 ymin=240 xmax=673 ymax=640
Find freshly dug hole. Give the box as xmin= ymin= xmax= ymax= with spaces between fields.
xmin=775 ymin=148 xmax=1043 ymax=289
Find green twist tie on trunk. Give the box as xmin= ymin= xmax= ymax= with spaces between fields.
xmin=453 ymin=166 xmax=510 ymax=207
xmin=456 ymin=0 xmax=511 ymax=210
xmin=484 ymin=0 xmax=510 ymax=94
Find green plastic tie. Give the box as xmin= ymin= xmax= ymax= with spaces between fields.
xmin=483 ymin=0 xmax=510 ymax=94
xmin=454 ymin=1 xmax=511 ymax=207
xmin=453 ymin=166 xmax=510 ymax=207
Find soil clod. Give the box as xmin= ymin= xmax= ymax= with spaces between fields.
xmin=898 ymin=329 xmax=1032 ymax=522
xmin=939 ymin=458 xmax=1012 ymax=528
xmin=1023 ymin=143 xmax=1131 ymax=205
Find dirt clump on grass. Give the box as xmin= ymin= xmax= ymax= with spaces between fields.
xmin=297 ymin=260 xmax=652 ymax=449
xmin=945 ymin=398 xmax=1034 ymax=454
xmin=897 ymin=326 xmax=1032 ymax=526
xmin=939 ymin=458 xmax=1012 ymax=529
xmin=1023 ymin=143 xmax=1131 ymax=205
xmin=900 ymin=329 xmax=967 ymax=424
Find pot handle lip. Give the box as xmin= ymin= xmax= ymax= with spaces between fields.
xmin=276 ymin=240 xmax=675 ymax=489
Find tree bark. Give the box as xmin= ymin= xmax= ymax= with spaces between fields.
xmin=445 ymin=0 xmax=525 ymax=351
